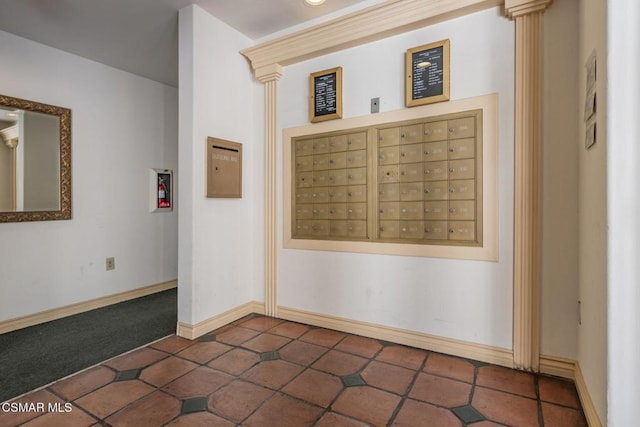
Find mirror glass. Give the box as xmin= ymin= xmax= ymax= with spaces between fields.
xmin=0 ymin=94 xmax=71 ymax=222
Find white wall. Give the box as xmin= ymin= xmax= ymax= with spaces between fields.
xmin=607 ymin=1 xmax=640 ymax=425
xmin=541 ymin=0 xmax=579 ymax=359
xmin=178 ymin=5 xmax=261 ymax=325
xmin=0 ymin=30 xmax=178 ymax=322
xmin=278 ymin=8 xmax=515 ymax=349
xmin=578 ymin=0 xmax=608 ymax=422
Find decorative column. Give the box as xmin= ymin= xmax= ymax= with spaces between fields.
xmin=506 ymin=0 xmax=552 ymax=371
xmin=256 ymin=64 xmax=284 ymax=317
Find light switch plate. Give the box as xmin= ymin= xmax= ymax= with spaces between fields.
xmin=371 ymin=97 xmax=380 ymax=113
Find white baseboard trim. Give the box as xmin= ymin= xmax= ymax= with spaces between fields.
xmin=539 ymin=354 xmax=576 ymax=379
xmin=574 ymin=361 xmax=603 ymax=427
xmin=177 ymin=301 xmax=265 ymax=340
xmin=0 ymin=280 xmax=177 ymax=334
xmin=277 ymin=305 xmax=514 ymax=368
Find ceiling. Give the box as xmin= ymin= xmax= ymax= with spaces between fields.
xmin=0 ymin=0 xmax=378 ymax=87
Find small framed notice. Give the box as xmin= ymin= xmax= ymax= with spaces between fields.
xmin=309 ymin=67 xmax=343 ymax=123
xmin=406 ymin=39 xmax=450 ymax=107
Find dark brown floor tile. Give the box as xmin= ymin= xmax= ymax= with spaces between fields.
xmin=424 ymin=353 xmax=475 ymax=383
xmin=49 ymin=365 xmax=115 ymax=401
xmin=472 ymin=387 xmax=539 ymax=427
xmin=335 ymin=335 xmax=382 ymax=358
xmin=240 ymin=332 xmax=291 ymax=352
xmin=207 ymin=347 xmax=260 ymax=375
xmin=299 ymin=328 xmax=346 ymax=348
xmin=139 ymin=355 xmax=198 ymax=387
xmin=75 ymin=380 xmax=155 ymax=419
xmin=103 ymin=347 xmax=168 ymax=371
xmin=465 ymin=422 xmax=503 ymax=427
xmin=315 ymin=412 xmax=370 ymax=427
xmin=241 ymin=359 xmax=304 ymax=390
xmin=331 ymin=386 xmax=401 ymax=425
xmin=165 ymin=411 xmax=235 ymax=427
xmin=476 ymin=365 xmax=536 ymax=398
xmin=282 ymin=368 xmax=344 ymax=407
xmin=243 ymin=393 xmax=324 ymax=427
xmin=22 ymin=404 xmax=96 ymax=427
xmin=0 ymin=390 xmax=65 ymax=426
xmin=312 ymin=350 xmax=368 ymax=376
xmin=391 ymin=398 xmax=462 ymax=427
xmin=175 ymin=341 xmax=232 ymax=364
xmin=238 ymin=316 xmax=284 ymax=331
xmin=409 ymin=373 xmax=471 ymax=408
xmin=208 ymin=379 xmax=274 ymax=422
xmin=279 ymin=340 xmax=328 ymax=366
xmin=149 ymin=335 xmax=194 ymax=354
xmin=162 ymin=366 xmax=233 ymax=399
xmin=538 ymin=375 xmax=581 ymax=408
xmin=214 ymin=326 xmax=260 ymax=346
xmin=376 ymin=345 xmax=428 ymax=370
xmin=105 ymin=390 xmax=180 ymax=426
xmin=361 ymin=360 xmax=415 ymax=395
xmin=542 ymin=402 xmax=587 ymax=427
xmin=268 ymin=321 xmax=310 ymax=338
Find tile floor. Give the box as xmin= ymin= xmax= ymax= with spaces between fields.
xmin=1 ymin=314 xmax=587 ymax=426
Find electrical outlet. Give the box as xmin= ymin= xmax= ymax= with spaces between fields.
xmin=371 ymin=97 xmax=380 ymax=113
xmin=106 ymin=257 xmax=115 ymax=271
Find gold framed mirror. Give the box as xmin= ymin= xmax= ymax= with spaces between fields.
xmin=0 ymin=94 xmax=71 ymax=222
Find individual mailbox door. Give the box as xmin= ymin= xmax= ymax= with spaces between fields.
xmin=347 ymin=167 xmax=367 ymax=185
xmin=423 ymin=201 xmax=448 ymax=220
xmin=424 ymin=221 xmax=448 ymax=240
xmin=400 ymin=143 xmax=423 ymax=163
xmin=400 ymin=221 xmax=424 ymax=239
xmin=448 ymin=117 xmax=475 ymax=139
xmin=347 ymin=220 xmax=367 ymax=238
xmin=295 ymin=204 xmax=314 ymax=220
xmin=448 ymin=138 xmax=475 ymax=160
xmin=379 ymin=146 xmax=400 ymax=165
xmin=423 ymin=161 xmax=448 ymax=181
xmin=379 ymin=220 xmax=400 ymax=239
xmin=379 ymin=202 xmax=400 ymax=220
xmin=379 ymin=183 xmax=399 ymax=202
xmin=448 ymin=221 xmax=476 ymax=241
xmin=330 ymin=152 xmax=347 ymax=169
xmin=347 ymin=150 xmax=367 ymax=168
xmin=207 ymin=138 xmax=242 ymax=198
xmin=347 ymin=202 xmax=367 ymax=220
xmin=348 ymin=132 xmax=367 ymax=150
xmin=296 ymin=139 xmax=314 ymax=156
xmin=312 ymin=170 xmax=329 ymax=187
xmin=296 ymin=188 xmax=314 ymax=204
xmin=399 ymin=182 xmax=423 ymax=201
xmin=423 ymin=141 xmax=448 ymax=162
xmin=295 ymin=155 xmax=314 ymax=171
xmin=310 ymin=220 xmax=330 ymax=236
xmin=399 ymin=163 xmax=423 ymax=182
xmin=401 ymin=124 xmax=423 ymax=144
xmin=313 ymin=154 xmax=330 ymax=171
xmin=378 ymin=127 xmax=400 ymax=147
xmin=448 ymin=200 xmax=475 ymax=220
xmin=328 ymin=169 xmax=348 ymax=186
xmin=328 ymin=203 xmax=348 ymax=220
xmin=448 ymin=159 xmax=475 ymax=180
xmin=330 ymin=220 xmax=348 ymax=237
xmin=379 ymin=165 xmax=399 ymax=184
xmin=295 ymin=220 xmax=314 ymax=236
xmin=347 ymin=185 xmax=367 ymax=203
xmin=423 ymin=181 xmax=448 ymax=201
xmin=449 ymin=179 xmax=475 ymax=200
xmin=311 ymin=187 xmax=330 ymax=204
xmin=296 ymin=171 xmax=313 ymax=188
xmin=314 ymin=137 xmax=330 ymax=154
xmin=423 ymin=120 xmax=448 ymax=142
xmin=311 ymin=204 xmax=329 ymax=219
xmin=328 ymin=187 xmax=348 ymax=203
xmin=399 ymin=202 xmax=423 ymax=220
xmin=329 ymin=135 xmax=348 ymax=152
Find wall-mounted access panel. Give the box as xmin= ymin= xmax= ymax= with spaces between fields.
xmin=207 ymin=137 xmax=242 ymax=198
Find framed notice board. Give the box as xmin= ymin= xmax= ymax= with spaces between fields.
xmin=309 ymin=66 xmax=343 ymax=123
xmin=406 ymin=39 xmax=450 ymax=107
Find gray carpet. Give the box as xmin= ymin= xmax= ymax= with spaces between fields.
xmin=0 ymin=288 xmax=177 ymax=403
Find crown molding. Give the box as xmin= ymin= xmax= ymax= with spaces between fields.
xmin=504 ymin=0 xmax=552 ymax=19
xmin=242 ymin=0 xmax=502 ymax=72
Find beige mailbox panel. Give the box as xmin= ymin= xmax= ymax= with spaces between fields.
xmin=291 ymin=109 xmax=482 ymax=247
xmin=207 ymin=137 xmax=242 ymax=198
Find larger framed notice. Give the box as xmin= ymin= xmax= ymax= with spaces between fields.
xmin=309 ymin=66 xmax=343 ymax=123
xmin=405 ymin=39 xmax=450 ymax=107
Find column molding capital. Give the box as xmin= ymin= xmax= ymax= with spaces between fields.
xmin=256 ymin=64 xmax=284 ymax=83
xmin=505 ymin=0 xmax=552 ymax=19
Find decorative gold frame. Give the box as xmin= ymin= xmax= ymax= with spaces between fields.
xmin=0 ymin=94 xmax=72 ymax=222
xmin=309 ymin=66 xmax=343 ymax=123
xmin=405 ymin=39 xmax=450 ymax=107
